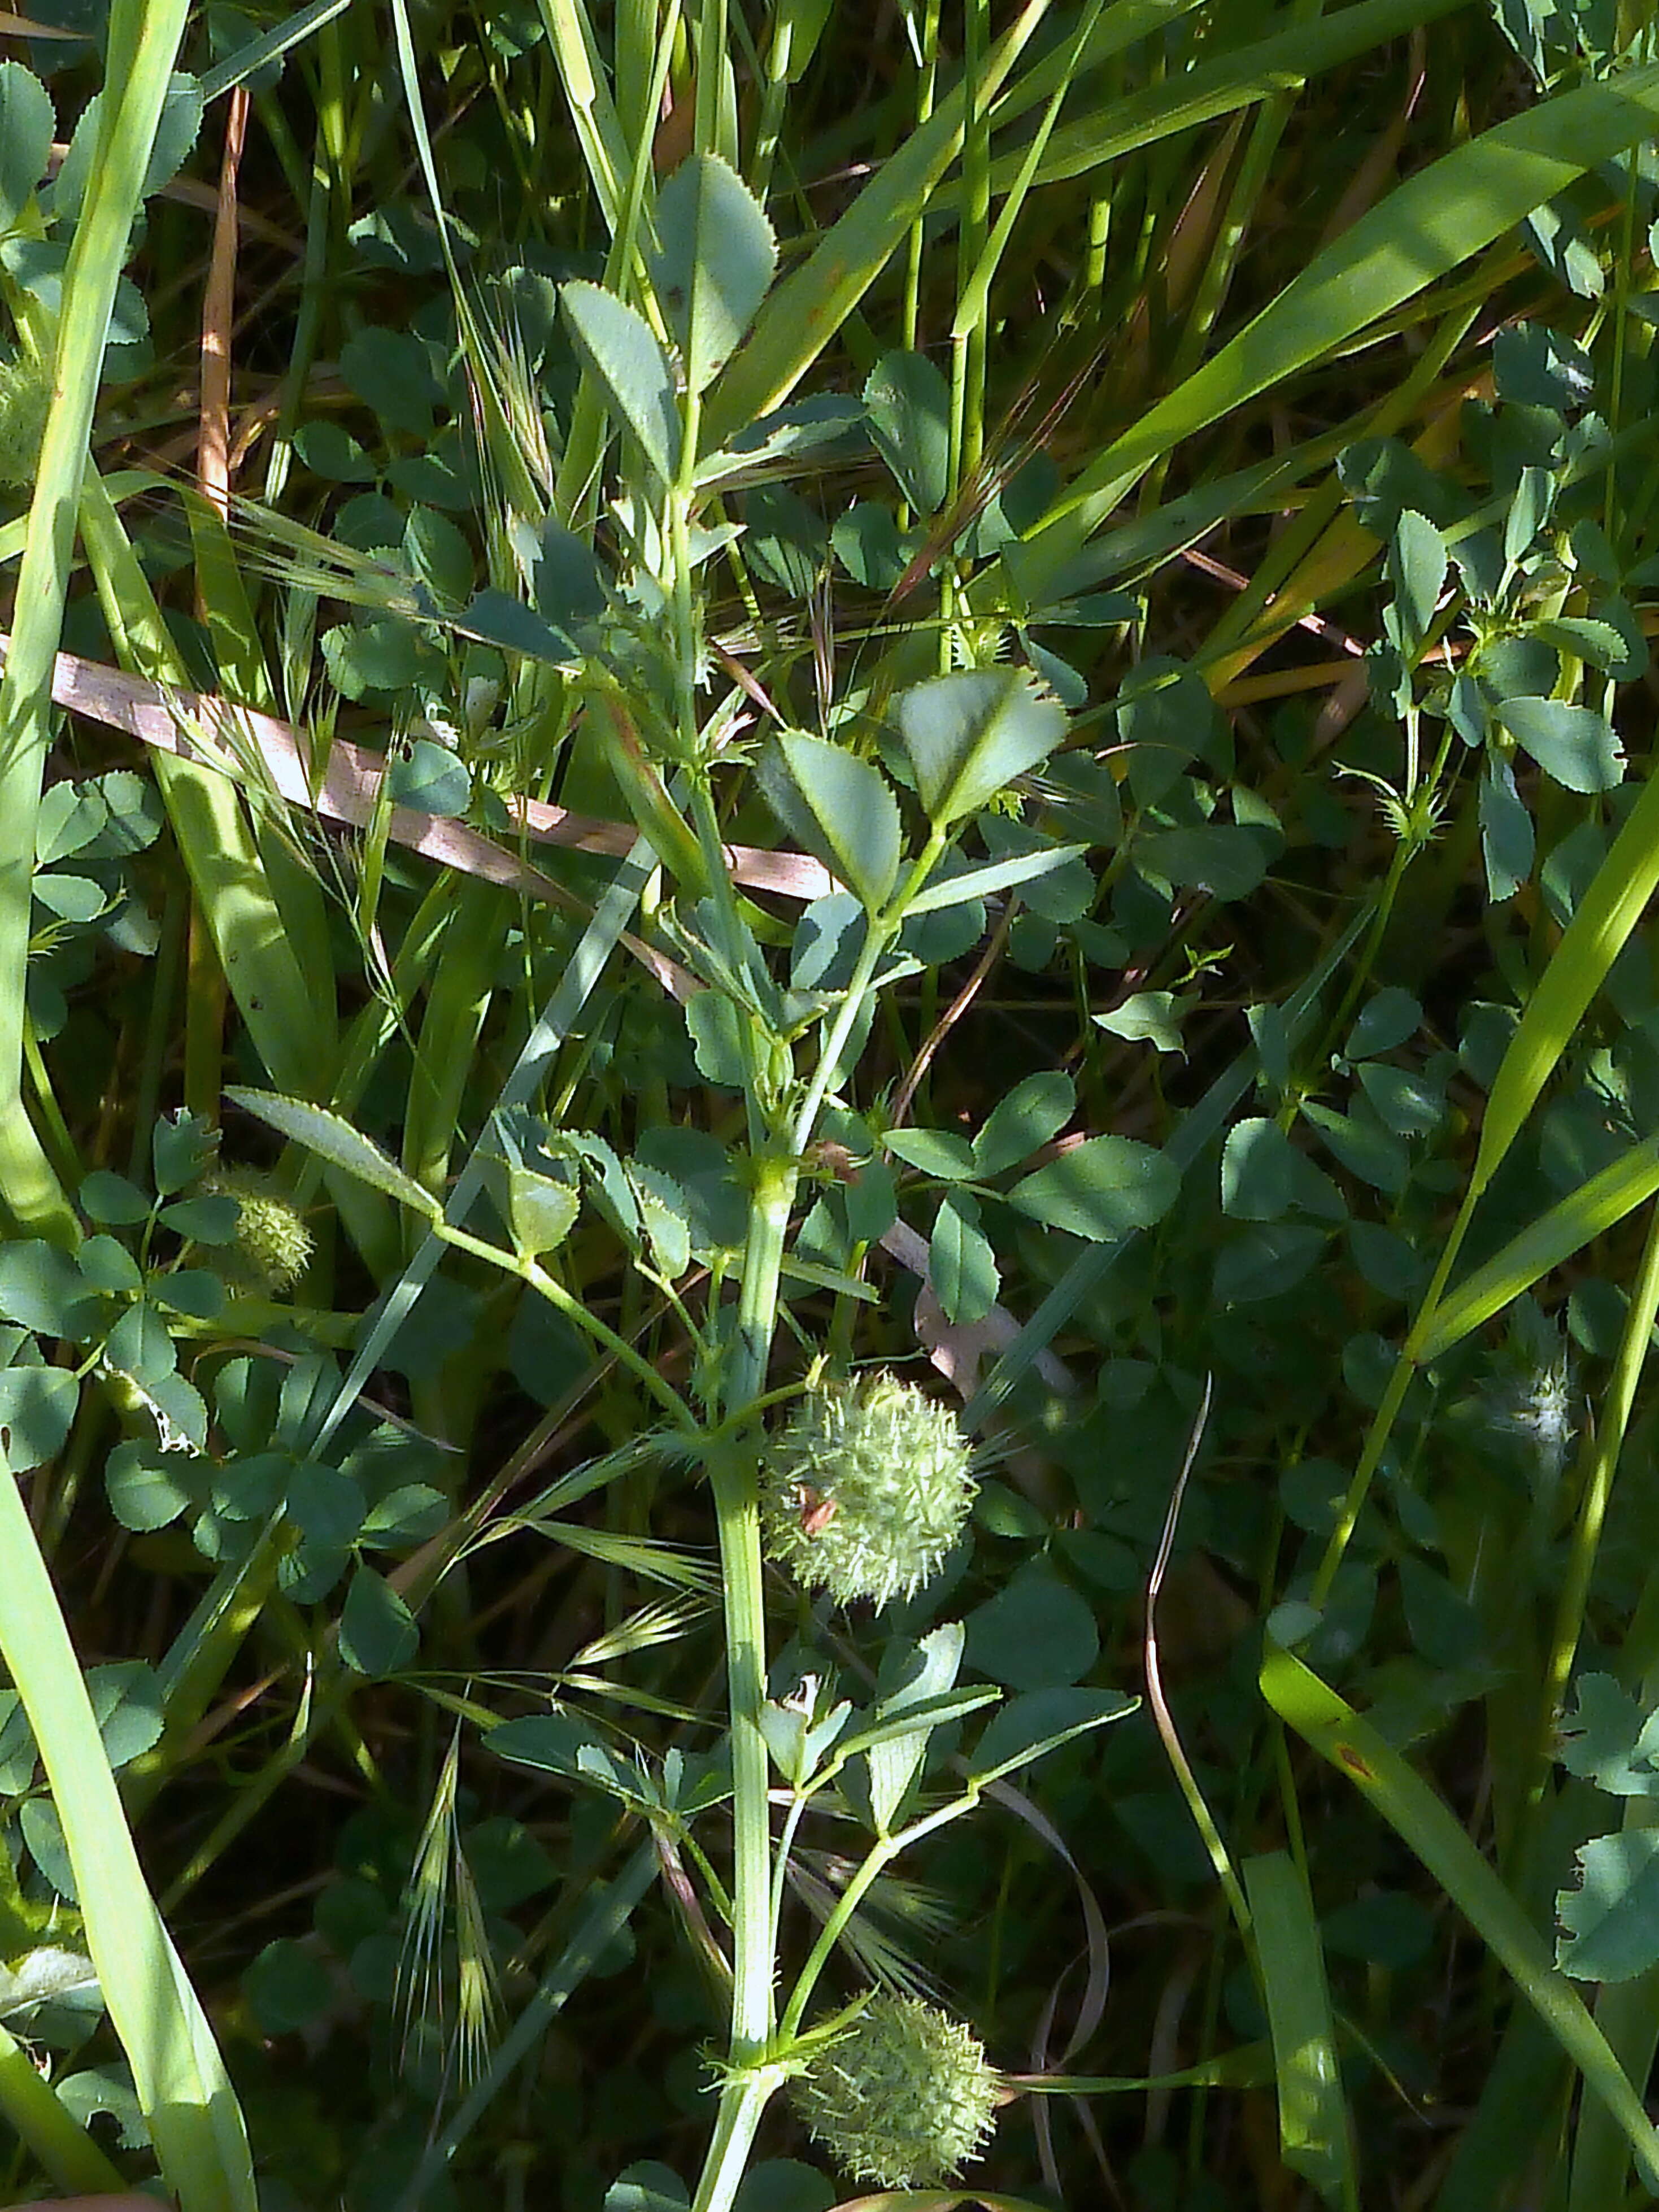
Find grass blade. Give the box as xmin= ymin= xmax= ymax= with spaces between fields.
xmin=0 ymin=2019 xmax=127 ymax=2193
xmin=0 ymin=0 xmax=192 ymax=1235
xmin=0 ymin=1451 xmax=256 ymax=2212
xmin=702 ymin=0 xmax=1056 ymax=449
xmin=1262 ymin=1638 xmax=1659 ymax=2192
xmin=1013 ymin=59 xmax=1659 ymax=599
xmin=1243 ymin=1849 xmax=1356 ymax=2208
xmin=1411 ymin=1131 xmax=1659 ymax=1362
xmin=1471 ymin=768 xmax=1659 ymax=1198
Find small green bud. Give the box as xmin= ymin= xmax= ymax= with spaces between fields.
xmin=793 ymin=1994 xmax=999 ymax=2188
xmin=0 ymin=354 xmax=50 ymax=490
xmin=211 ymin=1172 xmax=313 ymax=1293
xmin=759 ymin=1371 xmax=974 ymax=1608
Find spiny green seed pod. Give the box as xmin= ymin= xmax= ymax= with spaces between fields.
xmin=759 ymin=1371 xmax=974 ymax=1608
xmin=793 ymin=1994 xmax=999 ymax=2188
xmin=212 ymin=1173 xmax=313 ymax=1293
xmin=0 ymin=354 xmax=50 ymax=490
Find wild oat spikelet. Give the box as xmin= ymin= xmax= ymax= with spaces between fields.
xmin=793 ymin=1994 xmax=999 ymax=2188
xmin=759 ymin=1371 xmax=974 ymax=1608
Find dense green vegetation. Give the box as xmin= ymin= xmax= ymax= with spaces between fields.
xmin=8 ymin=1 xmax=1659 ymax=2208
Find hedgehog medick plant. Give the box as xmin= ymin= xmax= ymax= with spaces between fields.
xmin=224 ymin=132 xmax=1140 ymax=2209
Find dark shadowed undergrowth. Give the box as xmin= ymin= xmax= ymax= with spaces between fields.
xmin=6 ymin=2 xmax=1659 ymax=2210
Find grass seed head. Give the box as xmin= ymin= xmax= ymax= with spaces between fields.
xmin=759 ymin=1371 xmax=974 ymax=1608
xmin=793 ymin=1993 xmax=999 ymax=2188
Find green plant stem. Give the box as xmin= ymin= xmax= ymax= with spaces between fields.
xmin=782 ymin=1834 xmax=898 ymax=2039
xmin=0 ymin=2020 xmax=128 ymax=2196
xmin=1310 ymin=1161 xmax=1479 ymax=1607
xmin=708 ymin=1449 xmax=775 ymax=2053
xmin=690 ymin=2062 xmax=786 ymax=2212
xmin=433 ymin=1223 xmax=695 ymax=1430
xmin=781 ymin=1787 xmax=981 ymax=2038
xmin=1542 ymin=1200 xmax=1659 ymax=1754
xmin=790 ymin=834 xmax=947 ymax=1155
xmin=689 ymin=1062 xmax=802 ymax=2208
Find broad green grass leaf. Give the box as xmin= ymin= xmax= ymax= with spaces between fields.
xmin=1263 ymin=1638 xmax=1659 ymax=2191
xmin=864 ymin=351 xmax=952 ymax=514
xmin=756 ymin=731 xmax=901 ymax=913
xmin=0 ymin=63 xmax=52 ymax=229
xmin=0 ymin=1443 xmax=257 ymax=2212
xmin=198 ymin=0 xmax=355 ymax=103
xmin=1008 ymin=1134 xmax=1178 ymax=1240
xmin=77 ymin=477 xmax=333 ymax=1108
xmin=1498 ymin=698 xmax=1626 ymax=793
xmin=1558 ymin=1832 xmax=1659 ymax=1984
xmin=1243 ymin=1850 xmax=1355 ymax=2206
xmin=227 ymin=1088 xmax=442 ymax=1221
xmin=1013 ymin=57 xmax=1659 ymax=598
xmin=652 ymin=153 xmax=776 ymax=397
xmin=1412 ymin=1130 xmax=1659 ymax=1360
xmin=894 ymin=668 xmax=1067 ymax=828
xmin=0 ymin=0 xmax=195 ymax=1242
xmin=559 ymin=281 xmax=681 ymax=486
xmin=1474 ymin=764 xmax=1659 ymax=1192
xmin=0 ymin=2017 xmax=125 ymax=2193
xmin=991 ymin=0 xmax=1461 ymax=208
xmin=973 ymin=1070 xmax=1074 ymax=1176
